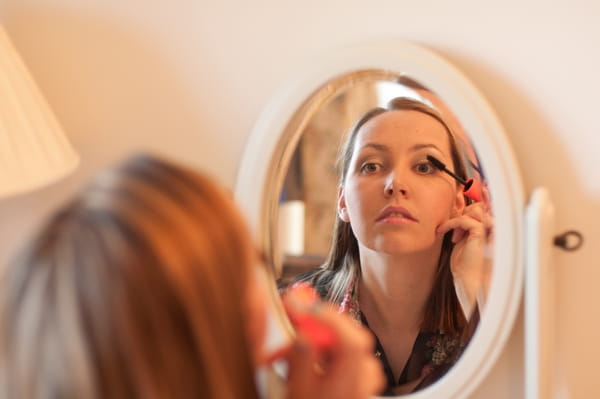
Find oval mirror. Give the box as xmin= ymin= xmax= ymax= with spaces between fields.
xmin=235 ymin=40 xmax=524 ymax=398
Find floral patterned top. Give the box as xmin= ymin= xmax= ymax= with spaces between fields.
xmin=292 ymin=271 xmax=477 ymax=396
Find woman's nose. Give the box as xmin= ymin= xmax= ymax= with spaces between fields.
xmin=384 ymin=174 xmax=408 ymax=197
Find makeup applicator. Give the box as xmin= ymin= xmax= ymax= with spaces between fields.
xmin=426 ymin=155 xmax=482 ymax=202
xmin=282 ymin=282 xmax=337 ymax=350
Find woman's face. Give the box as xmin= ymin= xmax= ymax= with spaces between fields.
xmin=338 ymin=109 xmax=465 ymax=256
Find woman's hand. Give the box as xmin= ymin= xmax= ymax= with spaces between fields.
xmin=437 ymin=201 xmax=494 ymax=317
xmin=281 ymin=287 xmax=384 ymax=399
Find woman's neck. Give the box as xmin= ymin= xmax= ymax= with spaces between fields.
xmin=357 ymin=246 xmax=440 ymax=331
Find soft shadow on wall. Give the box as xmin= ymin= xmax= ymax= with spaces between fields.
xmin=437 ymin=47 xmax=597 ymax=399
xmin=0 ymin=4 xmax=223 ymax=264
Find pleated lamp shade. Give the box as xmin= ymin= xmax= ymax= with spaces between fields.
xmin=0 ymin=25 xmax=79 ymax=199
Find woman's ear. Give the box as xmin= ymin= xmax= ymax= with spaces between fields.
xmin=337 ymin=186 xmax=350 ymax=222
xmin=452 ymin=188 xmax=467 ymax=217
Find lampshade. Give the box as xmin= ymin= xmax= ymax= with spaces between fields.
xmin=0 ymin=25 xmax=79 ymax=199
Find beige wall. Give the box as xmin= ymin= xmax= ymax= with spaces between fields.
xmin=1 ymin=1 xmax=598 ymax=397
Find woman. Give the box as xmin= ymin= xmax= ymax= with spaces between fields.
xmin=297 ymin=97 xmax=492 ymax=395
xmin=0 ymin=154 xmax=382 ymax=399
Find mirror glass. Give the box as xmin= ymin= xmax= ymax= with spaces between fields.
xmin=267 ymin=69 xmax=492 ymax=395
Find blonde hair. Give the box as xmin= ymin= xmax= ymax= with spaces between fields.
xmin=0 ymin=154 xmax=260 ymax=399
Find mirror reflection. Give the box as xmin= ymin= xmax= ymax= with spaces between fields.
xmin=273 ymin=71 xmax=493 ymax=395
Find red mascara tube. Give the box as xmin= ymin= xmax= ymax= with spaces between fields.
xmin=282 ymin=282 xmax=337 ymax=350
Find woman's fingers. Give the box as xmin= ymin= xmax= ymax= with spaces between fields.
xmin=438 ymin=214 xmax=486 ymax=243
xmin=309 ymin=307 xmax=383 ymax=398
xmin=284 ymin=305 xmax=384 ymax=399
xmin=438 ymin=203 xmax=493 ymax=243
xmin=286 ymin=336 xmax=320 ymax=399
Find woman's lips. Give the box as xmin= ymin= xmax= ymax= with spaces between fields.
xmin=376 ymin=206 xmax=417 ymax=224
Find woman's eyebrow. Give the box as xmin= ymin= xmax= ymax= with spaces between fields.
xmin=359 ymin=142 xmax=389 ymax=152
xmin=410 ymin=143 xmax=443 ymax=152
xmin=358 ymin=142 xmax=444 ymax=154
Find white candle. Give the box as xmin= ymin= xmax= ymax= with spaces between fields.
xmin=278 ymin=200 xmax=305 ymax=256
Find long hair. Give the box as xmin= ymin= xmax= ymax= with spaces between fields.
xmin=0 ymin=154 xmax=261 ymax=399
xmin=309 ymin=97 xmax=468 ymax=335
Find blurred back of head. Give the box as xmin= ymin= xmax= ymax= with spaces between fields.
xmin=0 ymin=154 xmax=259 ymax=399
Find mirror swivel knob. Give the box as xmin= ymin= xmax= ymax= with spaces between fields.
xmin=553 ymin=230 xmax=584 ymax=251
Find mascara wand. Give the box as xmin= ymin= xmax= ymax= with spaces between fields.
xmin=426 ymin=155 xmax=482 ymax=202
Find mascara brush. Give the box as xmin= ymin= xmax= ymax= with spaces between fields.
xmin=426 ymin=155 xmax=482 ymax=202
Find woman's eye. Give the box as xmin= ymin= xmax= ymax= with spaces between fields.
xmin=414 ymin=161 xmax=435 ymax=174
xmin=360 ymin=162 xmax=380 ymax=174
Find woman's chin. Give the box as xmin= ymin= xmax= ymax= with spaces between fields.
xmin=371 ymin=237 xmax=439 ymax=256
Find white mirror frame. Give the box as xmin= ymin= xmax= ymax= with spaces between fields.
xmin=235 ymin=40 xmax=525 ymax=398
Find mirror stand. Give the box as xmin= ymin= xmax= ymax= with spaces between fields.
xmin=525 ymin=187 xmax=556 ymax=399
